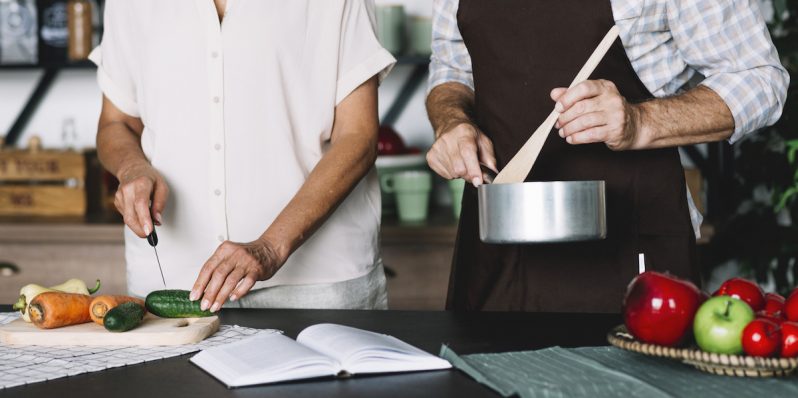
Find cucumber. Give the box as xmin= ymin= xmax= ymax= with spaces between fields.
xmin=104 ymin=302 xmax=146 ymax=332
xmin=145 ymin=289 xmax=214 ymax=318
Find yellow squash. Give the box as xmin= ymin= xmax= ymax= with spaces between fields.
xmin=12 ymin=278 xmax=101 ymax=322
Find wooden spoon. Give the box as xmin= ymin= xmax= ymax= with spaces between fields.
xmin=492 ymin=25 xmax=621 ymax=184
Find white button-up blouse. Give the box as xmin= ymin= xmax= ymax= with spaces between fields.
xmin=90 ymin=0 xmax=396 ymax=297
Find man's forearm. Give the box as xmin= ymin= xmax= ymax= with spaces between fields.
xmin=635 ymin=85 xmax=735 ymax=149
xmin=426 ymin=82 xmax=476 ymax=137
xmin=258 ymin=133 xmax=377 ymax=262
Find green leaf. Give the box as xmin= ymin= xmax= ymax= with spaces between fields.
xmin=775 ymin=186 xmax=798 ymax=211
xmin=787 ymin=140 xmax=798 ymax=164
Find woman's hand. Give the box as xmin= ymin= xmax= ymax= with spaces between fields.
xmin=190 ymin=239 xmax=284 ymax=312
xmin=114 ymin=161 xmax=169 ymax=237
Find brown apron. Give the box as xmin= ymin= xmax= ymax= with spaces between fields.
xmin=449 ymin=0 xmax=699 ymax=313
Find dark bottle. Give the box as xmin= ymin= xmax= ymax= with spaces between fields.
xmin=37 ymin=0 xmax=69 ymax=66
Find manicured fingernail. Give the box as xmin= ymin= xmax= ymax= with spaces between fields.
xmin=566 ymin=136 xmax=573 ymax=144
xmin=210 ymin=302 xmax=220 ymax=312
xmin=559 ymin=129 xmax=564 ymax=138
xmin=472 ymin=177 xmax=481 ymax=187
xmin=201 ymin=299 xmax=209 ymax=311
xmin=229 ymin=294 xmax=237 ymax=302
xmin=143 ymin=224 xmax=151 ymax=236
xmin=155 ymin=212 xmax=163 ymax=225
xmin=189 ymin=291 xmax=198 ymax=301
xmin=555 ymin=102 xmax=564 ymax=112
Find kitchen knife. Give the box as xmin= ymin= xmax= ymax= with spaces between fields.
xmin=147 ymin=226 xmax=167 ymax=288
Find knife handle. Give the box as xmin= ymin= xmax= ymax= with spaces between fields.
xmin=147 ymin=227 xmax=158 ymax=247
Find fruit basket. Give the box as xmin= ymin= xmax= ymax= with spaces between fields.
xmin=608 ymin=325 xmax=798 ymax=377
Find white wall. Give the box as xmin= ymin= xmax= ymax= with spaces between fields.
xmin=0 ymin=0 xmax=436 ymax=151
xmin=0 ymin=69 xmax=101 ymax=149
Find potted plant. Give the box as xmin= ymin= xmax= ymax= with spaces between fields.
xmin=706 ymin=0 xmax=798 ymax=294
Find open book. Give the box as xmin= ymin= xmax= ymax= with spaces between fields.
xmin=190 ymin=323 xmax=452 ymax=387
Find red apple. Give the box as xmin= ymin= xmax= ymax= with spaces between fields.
xmin=780 ymin=322 xmax=798 ymax=358
xmin=623 ymin=271 xmax=705 ymax=346
xmin=714 ymin=278 xmax=765 ymax=312
xmin=784 ymin=289 xmax=798 ymax=322
xmin=742 ymin=319 xmax=781 ymax=357
xmin=377 ymin=126 xmax=407 ymax=155
xmin=763 ymin=293 xmax=786 ymax=317
xmin=757 ymin=311 xmax=785 ymax=326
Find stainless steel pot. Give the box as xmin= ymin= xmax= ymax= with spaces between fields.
xmin=478 ymin=180 xmax=606 ymax=243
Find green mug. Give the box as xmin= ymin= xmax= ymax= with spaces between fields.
xmin=408 ymin=16 xmax=432 ymax=56
xmin=448 ymin=178 xmax=466 ymax=219
xmin=376 ymin=5 xmax=405 ymax=55
xmin=382 ymin=171 xmax=432 ymax=222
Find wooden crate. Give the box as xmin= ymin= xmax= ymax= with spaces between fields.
xmin=0 ymin=141 xmax=86 ymax=217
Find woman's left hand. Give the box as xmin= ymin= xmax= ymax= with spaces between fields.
xmin=190 ymin=239 xmax=284 ymax=312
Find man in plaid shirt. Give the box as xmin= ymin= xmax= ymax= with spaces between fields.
xmin=426 ymin=0 xmax=789 ymax=311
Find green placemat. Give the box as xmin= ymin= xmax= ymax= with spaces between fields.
xmin=440 ymin=345 xmax=798 ymax=398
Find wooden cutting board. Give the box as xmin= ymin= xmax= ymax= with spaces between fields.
xmin=0 ymin=314 xmax=219 ymax=346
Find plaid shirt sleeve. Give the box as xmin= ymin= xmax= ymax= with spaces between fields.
xmin=428 ymin=0 xmax=474 ymax=93
xmin=666 ymin=0 xmax=789 ymax=142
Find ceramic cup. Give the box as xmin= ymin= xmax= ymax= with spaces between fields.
xmin=376 ymin=4 xmax=405 ymax=55
xmin=448 ymin=178 xmax=466 ymax=219
xmin=408 ymin=16 xmax=432 ymax=56
xmin=382 ymin=171 xmax=432 ymax=222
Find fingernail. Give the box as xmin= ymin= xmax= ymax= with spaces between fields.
xmin=210 ymin=302 xmax=220 ymax=312
xmin=566 ymin=136 xmax=573 ymax=144
xmin=229 ymin=294 xmax=237 ymax=302
xmin=559 ymin=129 xmax=564 ymax=138
xmin=472 ymin=177 xmax=481 ymax=187
xmin=201 ymin=299 xmax=209 ymax=311
xmin=555 ymin=102 xmax=564 ymax=112
xmin=155 ymin=212 xmax=163 ymax=225
xmin=189 ymin=291 xmax=198 ymax=301
xmin=144 ymin=224 xmax=151 ymax=236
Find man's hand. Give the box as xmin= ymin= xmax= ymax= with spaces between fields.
xmin=426 ymin=82 xmax=496 ymax=186
xmin=190 ymin=239 xmax=284 ymax=312
xmin=114 ymin=161 xmax=169 ymax=238
xmin=552 ymin=79 xmax=644 ymax=151
xmin=427 ymin=122 xmax=497 ymax=186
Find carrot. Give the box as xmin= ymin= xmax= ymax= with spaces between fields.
xmin=28 ymin=292 xmax=92 ymax=329
xmin=89 ymin=295 xmax=145 ymax=325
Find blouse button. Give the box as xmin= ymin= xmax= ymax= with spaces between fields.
xmin=214 ymin=189 xmax=222 ymax=196
xmin=213 ymin=96 xmax=220 ymax=103
xmin=217 ymin=235 xmax=225 ymax=242
xmin=214 ymin=143 xmax=221 ymax=151
xmin=211 ymin=51 xmax=219 ymax=59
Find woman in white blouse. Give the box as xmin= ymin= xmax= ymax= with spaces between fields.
xmin=93 ymin=0 xmax=396 ymax=311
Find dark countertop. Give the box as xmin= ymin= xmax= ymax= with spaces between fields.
xmin=0 ymin=306 xmax=620 ymax=398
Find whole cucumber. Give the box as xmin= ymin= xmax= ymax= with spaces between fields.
xmin=104 ymin=302 xmax=146 ymax=332
xmin=145 ymin=289 xmax=214 ymax=318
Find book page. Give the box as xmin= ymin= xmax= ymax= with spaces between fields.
xmin=297 ymin=324 xmax=451 ymax=375
xmin=190 ymin=331 xmax=340 ymax=387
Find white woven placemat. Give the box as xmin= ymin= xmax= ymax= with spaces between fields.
xmin=0 ymin=312 xmax=277 ymax=390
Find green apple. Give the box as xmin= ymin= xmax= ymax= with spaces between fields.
xmin=693 ymin=296 xmax=755 ymax=354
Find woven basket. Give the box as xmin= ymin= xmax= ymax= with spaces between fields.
xmin=607 ymin=325 xmax=798 ymax=377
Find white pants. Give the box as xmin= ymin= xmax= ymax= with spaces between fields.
xmin=223 ymin=262 xmax=388 ymax=310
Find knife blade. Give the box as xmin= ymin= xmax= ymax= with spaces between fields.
xmin=147 ymin=227 xmax=167 ymax=288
